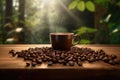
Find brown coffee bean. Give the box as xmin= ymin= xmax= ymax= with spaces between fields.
xmin=102 ymin=56 xmax=109 ymax=63
xmin=48 ymin=61 xmax=53 ymax=66
xmin=68 ymin=61 xmax=74 ymax=66
xmin=58 ymin=60 xmax=63 ymax=64
xmin=36 ymin=58 xmax=42 ymax=64
xmin=77 ymin=62 xmax=82 ymax=66
xmin=95 ymin=56 xmax=99 ymax=60
xmin=27 ymin=57 xmax=33 ymax=60
xmin=77 ymin=58 xmax=81 ymax=62
xmin=62 ymin=60 xmax=67 ymax=65
xmin=52 ymin=58 xmax=57 ymax=63
xmin=47 ymin=57 xmax=52 ymax=61
xmin=99 ymin=55 xmax=105 ymax=60
xmin=88 ymin=58 xmax=94 ymax=63
xmin=81 ymin=56 xmax=86 ymax=61
xmin=73 ymin=58 xmax=76 ymax=62
xmin=32 ymin=59 xmax=36 ymax=62
xmin=9 ymin=50 xmax=17 ymax=57
xmin=26 ymin=62 xmax=30 ymax=67
xmin=32 ymin=62 xmax=37 ymax=67
xmin=31 ymin=53 xmax=37 ymax=57
xmin=51 ymin=52 xmax=55 ymax=57
xmin=12 ymin=53 xmax=16 ymax=57
xmin=43 ymin=58 xmax=47 ymax=62
xmin=112 ymin=59 xmax=120 ymax=65
xmin=60 ymin=53 xmax=65 ymax=59
xmin=97 ymin=49 xmax=105 ymax=55
xmin=68 ymin=56 xmax=73 ymax=61
xmin=109 ymin=54 xmax=117 ymax=59
xmin=17 ymin=53 xmax=24 ymax=58
xmin=24 ymin=57 xmax=28 ymax=60
xmin=9 ymin=49 xmax=15 ymax=54
xmin=109 ymin=60 xmax=114 ymax=65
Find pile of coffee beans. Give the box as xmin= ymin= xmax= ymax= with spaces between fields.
xmin=9 ymin=47 xmax=120 ymax=67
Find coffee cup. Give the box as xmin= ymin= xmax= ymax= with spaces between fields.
xmin=50 ymin=33 xmax=81 ymax=50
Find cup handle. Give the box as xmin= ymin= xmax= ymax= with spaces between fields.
xmin=73 ymin=34 xmax=81 ymax=46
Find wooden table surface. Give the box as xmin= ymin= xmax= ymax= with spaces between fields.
xmin=0 ymin=44 xmax=120 ymax=80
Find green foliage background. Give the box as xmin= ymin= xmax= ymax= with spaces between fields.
xmin=0 ymin=0 xmax=120 ymax=44
xmin=69 ymin=0 xmax=120 ymax=44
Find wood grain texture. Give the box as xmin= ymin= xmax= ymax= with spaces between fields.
xmin=0 ymin=44 xmax=120 ymax=80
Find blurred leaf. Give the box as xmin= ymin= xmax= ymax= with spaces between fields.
xmin=86 ymin=1 xmax=95 ymax=12
xmin=116 ymin=1 xmax=120 ymax=7
xmin=69 ymin=0 xmax=78 ymax=10
xmin=0 ymin=41 xmax=3 ymax=44
xmin=7 ymin=30 xmax=15 ymax=37
xmin=77 ymin=1 xmax=85 ymax=12
xmin=0 ymin=30 xmax=2 ymax=34
xmin=112 ymin=28 xmax=119 ymax=33
xmin=110 ymin=31 xmax=120 ymax=44
xmin=80 ymin=39 xmax=91 ymax=44
xmin=5 ymin=38 xmax=15 ymax=44
xmin=76 ymin=26 xmax=97 ymax=35
xmin=94 ymin=0 xmax=109 ymax=7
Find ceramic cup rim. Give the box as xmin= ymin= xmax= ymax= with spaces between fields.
xmin=50 ymin=33 xmax=74 ymax=35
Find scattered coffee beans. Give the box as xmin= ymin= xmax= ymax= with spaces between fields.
xmin=8 ymin=47 xmax=120 ymax=67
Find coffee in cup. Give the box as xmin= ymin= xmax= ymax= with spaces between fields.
xmin=50 ymin=33 xmax=80 ymax=50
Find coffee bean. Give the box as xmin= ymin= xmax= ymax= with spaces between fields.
xmin=97 ymin=49 xmax=105 ymax=55
xmin=99 ymin=55 xmax=105 ymax=60
xmin=9 ymin=49 xmax=17 ymax=57
xmin=68 ymin=61 xmax=74 ymax=66
xmin=81 ymin=56 xmax=86 ymax=61
xmin=51 ymin=52 xmax=55 ymax=57
xmin=48 ymin=61 xmax=53 ymax=66
xmin=9 ymin=49 xmax=15 ymax=54
xmin=112 ymin=59 xmax=120 ymax=65
xmin=12 ymin=53 xmax=16 ymax=57
xmin=95 ymin=56 xmax=99 ymax=60
xmin=108 ymin=59 xmax=120 ymax=65
xmin=102 ymin=56 xmax=109 ymax=63
xmin=47 ymin=57 xmax=52 ymax=61
xmin=27 ymin=57 xmax=33 ymax=60
xmin=77 ymin=58 xmax=81 ymax=62
xmin=60 ymin=53 xmax=65 ymax=59
xmin=62 ymin=61 xmax=67 ymax=65
xmin=26 ymin=62 xmax=30 ymax=67
xmin=32 ymin=59 xmax=36 ymax=62
xmin=58 ymin=60 xmax=63 ymax=64
xmin=31 ymin=53 xmax=37 ymax=57
xmin=32 ymin=62 xmax=37 ymax=67
xmin=24 ymin=57 xmax=28 ymax=60
xmin=17 ymin=53 xmax=24 ymax=58
xmin=52 ymin=58 xmax=57 ymax=63
xmin=68 ymin=56 xmax=73 ymax=61
xmin=73 ymin=58 xmax=76 ymax=62
xmin=43 ymin=58 xmax=47 ymax=62
xmin=36 ymin=59 xmax=42 ymax=64
xmin=109 ymin=60 xmax=115 ymax=65
xmin=88 ymin=58 xmax=94 ymax=63
xmin=109 ymin=55 xmax=117 ymax=59
xmin=77 ymin=62 xmax=82 ymax=66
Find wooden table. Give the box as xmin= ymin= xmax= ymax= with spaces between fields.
xmin=0 ymin=44 xmax=120 ymax=80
